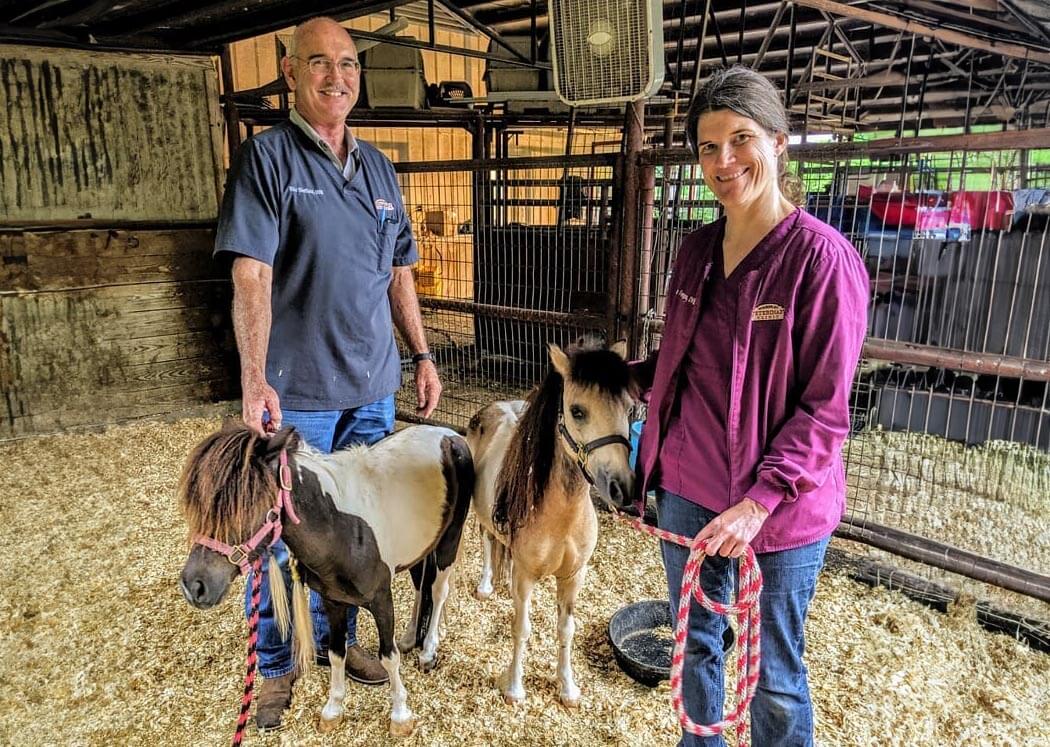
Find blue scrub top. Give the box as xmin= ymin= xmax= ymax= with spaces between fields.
xmin=215 ymin=120 xmax=418 ymax=410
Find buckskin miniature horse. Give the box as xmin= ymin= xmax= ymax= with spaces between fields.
xmin=467 ymin=339 xmax=635 ymax=706
xmin=177 ymin=422 xmax=473 ymax=736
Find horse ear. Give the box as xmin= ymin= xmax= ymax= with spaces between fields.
xmin=548 ymin=342 xmax=570 ymax=377
xmin=610 ymin=339 xmax=628 ymax=359
xmin=260 ymin=426 xmax=300 ymax=463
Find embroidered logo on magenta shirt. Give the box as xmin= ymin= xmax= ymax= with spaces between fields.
xmin=752 ymin=303 xmax=785 ymax=321
xmin=676 ymin=289 xmax=697 ymax=305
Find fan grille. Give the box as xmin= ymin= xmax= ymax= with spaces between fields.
xmin=551 ymin=0 xmax=656 ymax=104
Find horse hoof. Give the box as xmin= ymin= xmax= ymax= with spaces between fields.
xmin=389 ymin=717 xmax=416 ymax=737
xmin=474 ymin=587 xmax=492 ymax=601
xmin=502 ymin=692 xmax=524 ymax=706
xmin=317 ymin=714 xmax=343 ymax=733
xmin=560 ymin=693 xmax=581 ymax=708
xmin=418 ymin=654 xmax=438 ymax=673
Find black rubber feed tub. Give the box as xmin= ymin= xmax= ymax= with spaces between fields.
xmin=609 ymin=600 xmax=736 ymax=687
xmin=608 ymin=599 xmax=674 ymax=687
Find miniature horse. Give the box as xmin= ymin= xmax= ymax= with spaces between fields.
xmin=467 ymin=339 xmax=635 ymax=706
xmin=178 ymin=422 xmax=473 ymax=736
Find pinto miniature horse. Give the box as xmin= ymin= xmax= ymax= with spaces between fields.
xmin=178 ymin=422 xmax=473 ymax=736
xmin=467 ymin=339 xmax=635 ymax=707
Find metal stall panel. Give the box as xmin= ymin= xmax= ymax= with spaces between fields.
xmin=392 ymin=153 xmax=620 ymax=431
xmin=636 ymin=144 xmax=1050 ymax=617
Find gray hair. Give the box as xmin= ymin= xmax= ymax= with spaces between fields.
xmin=685 ymin=66 xmax=802 ymax=203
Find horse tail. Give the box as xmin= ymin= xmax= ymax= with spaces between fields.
xmin=287 ymin=554 xmax=314 ymax=675
xmin=490 ymin=533 xmax=513 ymax=595
xmin=291 ymin=584 xmax=314 ymax=675
xmin=268 ymin=553 xmax=291 ymax=641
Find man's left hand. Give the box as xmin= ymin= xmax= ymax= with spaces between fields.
xmin=415 ymin=359 xmax=442 ymax=418
xmin=695 ymin=498 xmax=770 ymax=558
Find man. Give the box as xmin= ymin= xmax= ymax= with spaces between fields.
xmin=213 ymin=16 xmax=442 ymax=731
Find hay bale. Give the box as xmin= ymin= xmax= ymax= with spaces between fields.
xmin=0 ymin=418 xmax=1047 ymax=745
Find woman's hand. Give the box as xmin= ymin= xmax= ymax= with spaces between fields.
xmin=696 ymin=498 xmax=770 ymax=558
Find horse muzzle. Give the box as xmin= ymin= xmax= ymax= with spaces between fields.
xmin=594 ymin=469 xmax=636 ymax=513
xmin=180 ymin=546 xmax=238 ymax=609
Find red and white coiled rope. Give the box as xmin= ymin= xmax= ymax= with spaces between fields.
xmin=619 ymin=515 xmax=763 ymax=745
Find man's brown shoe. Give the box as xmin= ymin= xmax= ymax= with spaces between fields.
xmin=345 ymin=643 xmax=389 ymax=685
xmin=255 ymin=671 xmax=296 ymax=732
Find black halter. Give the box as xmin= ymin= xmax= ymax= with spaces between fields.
xmin=557 ymin=408 xmax=631 ymax=486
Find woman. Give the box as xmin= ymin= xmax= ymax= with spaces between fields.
xmin=631 ymin=67 xmax=869 ymax=746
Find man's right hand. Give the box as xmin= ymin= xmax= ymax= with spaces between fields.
xmin=242 ymin=378 xmax=282 ymax=436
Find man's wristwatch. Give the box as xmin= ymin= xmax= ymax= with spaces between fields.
xmin=412 ymin=352 xmax=434 ymax=365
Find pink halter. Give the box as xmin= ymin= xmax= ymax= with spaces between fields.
xmin=193 ymin=449 xmax=302 ymax=575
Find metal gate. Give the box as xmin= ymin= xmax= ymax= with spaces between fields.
xmin=393 ymin=152 xmax=622 ymax=430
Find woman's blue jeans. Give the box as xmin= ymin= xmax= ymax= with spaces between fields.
xmin=655 ymin=489 xmax=829 ymax=747
xmin=246 ymin=396 xmax=395 ymax=678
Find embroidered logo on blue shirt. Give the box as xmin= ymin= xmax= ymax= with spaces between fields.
xmin=288 ymin=186 xmax=324 ymax=195
xmin=375 ymin=198 xmax=396 ymax=224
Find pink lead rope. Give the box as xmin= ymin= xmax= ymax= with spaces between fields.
xmin=233 ymin=554 xmax=264 ymax=747
xmin=619 ymin=514 xmax=764 ymax=746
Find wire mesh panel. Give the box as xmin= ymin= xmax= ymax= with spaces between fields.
xmin=393 ymin=153 xmax=619 ymax=431
xmin=637 ymin=146 xmax=1050 ymax=620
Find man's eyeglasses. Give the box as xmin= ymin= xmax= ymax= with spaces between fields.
xmin=294 ymin=56 xmax=361 ymax=76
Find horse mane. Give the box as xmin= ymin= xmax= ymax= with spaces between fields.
xmin=178 ymin=421 xmax=276 ymax=544
xmin=492 ymin=338 xmax=630 ymax=538
xmin=492 ymin=365 xmax=563 ymax=538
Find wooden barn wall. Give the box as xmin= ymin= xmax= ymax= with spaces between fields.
xmin=0 ymin=47 xmax=234 ymax=440
xmin=0 ymin=45 xmax=224 ymax=224
xmin=0 ymin=227 xmax=236 ymax=439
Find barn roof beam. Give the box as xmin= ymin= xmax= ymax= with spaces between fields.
xmin=436 ymin=0 xmax=533 ymax=64
xmin=934 ymin=0 xmax=1001 ymax=10
xmin=348 ymin=26 xmax=550 ymax=68
xmin=9 ymin=0 xmax=86 ymax=25
xmin=173 ymin=1 xmax=409 ymax=50
xmin=29 ymin=0 xmax=119 ymax=30
xmin=668 ymin=43 xmax=1023 ymax=95
xmin=1001 ymin=0 xmax=1050 ymax=47
xmin=890 ymin=0 xmax=1032 ymax=36
xmin=792 ymin=0 xmax=1050 ymax=63
xmin=0 ymin=22 xmax=188 ymax=53
xmin=88 ymin=0 xmax=407 ymax=49
xmin=475 ymin=0 xmax=790 ymax=33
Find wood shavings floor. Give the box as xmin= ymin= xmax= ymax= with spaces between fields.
xmin=1 ymin=418 xmax=1046 ymax=746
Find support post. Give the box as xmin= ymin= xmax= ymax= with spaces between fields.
xmin=219 ymin=44 xmax=242 ymax=159
xmin=615 ymin=99 xmax=646 ymax=353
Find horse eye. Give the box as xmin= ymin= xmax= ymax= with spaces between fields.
xmin=570 ymin=405 xmax=586 ymax=420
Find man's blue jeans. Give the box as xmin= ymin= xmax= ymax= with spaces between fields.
xmin=246 ymin=396 xmax=395 ymax=678
xmin=655 ymin=489 xmax=829 ymax=747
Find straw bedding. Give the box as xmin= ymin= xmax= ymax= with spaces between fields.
xmin=0 ymin=417 xmax=1047 ymax=746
